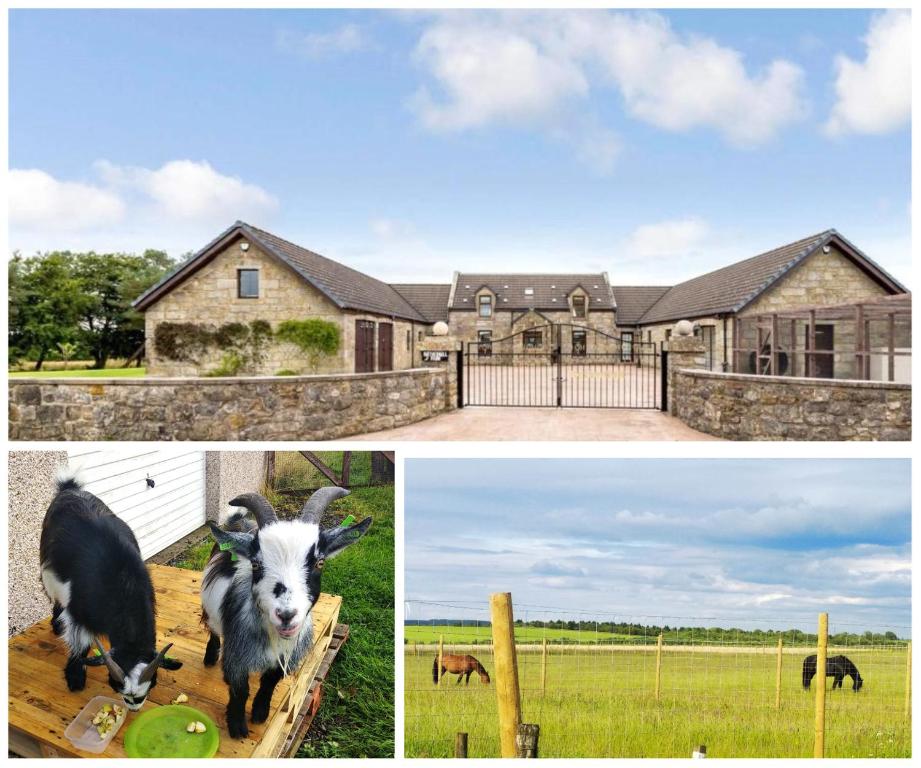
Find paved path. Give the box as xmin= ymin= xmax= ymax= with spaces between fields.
xmin=349 ymin=407 xmax=718 ymax=441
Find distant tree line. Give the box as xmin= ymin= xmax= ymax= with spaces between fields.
xmin=406 ymin=619 xmax=907 ymax=646
xmin=8 ymin=250 xmax=179 ymax=370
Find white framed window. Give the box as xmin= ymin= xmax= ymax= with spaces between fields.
xmin=572 ymin=295 xmax=586 ymax=318
xmin=478 ymin=294 xmax=493 ymax=318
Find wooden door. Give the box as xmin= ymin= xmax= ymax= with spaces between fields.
xmin=355 ymin=320 xmax=376 ymax=373
xmin=378 ymin=322 xmax=393 ymax=372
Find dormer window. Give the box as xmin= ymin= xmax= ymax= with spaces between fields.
xmin=478 ymin=294 xmax=493 ymax=318
xmin=572 ymin=295 xmax=586 ymax=318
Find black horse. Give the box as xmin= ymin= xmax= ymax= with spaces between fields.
xmin=802 ymin=654 xmax=863 ymax=692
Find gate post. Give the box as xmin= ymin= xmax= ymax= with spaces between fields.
xmin=456 ymin=349 xmax=464 ymax=409
xmin=660 ymin=349 xmax=669 ymax=412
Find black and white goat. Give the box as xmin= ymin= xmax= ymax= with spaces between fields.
xmin=201 ymin=488 xmax=370 ymax=738
xmin=39 ymin=473 xmax=182 ymax=709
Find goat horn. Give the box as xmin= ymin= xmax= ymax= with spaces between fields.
xmin=95 ymin=639 xmax=126 ymax=686
xmin=299 ymin=487 xmax=350 ymax=524
xmin=138 ymin=642 xmax=174 ymax=684
xmin=228 ymin=493 xmax=278 ymax=528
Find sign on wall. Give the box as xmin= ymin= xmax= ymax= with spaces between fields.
xmin=421 ymin=350 xmax=450 ymax=362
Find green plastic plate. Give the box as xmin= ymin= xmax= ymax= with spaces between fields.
xmin=123 ymin=704 xmax=220 ymax=758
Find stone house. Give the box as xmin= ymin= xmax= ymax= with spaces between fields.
xmin=135 ymin=224 xmax=906 ymax=376
xmin=613 ymin=230 xmax=906 ymax=372
xmin=134 ymin=221 xmax=435 ymax=376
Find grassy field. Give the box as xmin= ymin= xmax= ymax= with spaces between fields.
xmin=172 ymin=476 xmax=394 ymax=757
xmin=405 ymin=644 xmax=910 ymax=758
xmin=9 ymin=366 xmax=146 ymax=378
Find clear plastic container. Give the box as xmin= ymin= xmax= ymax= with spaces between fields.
xmin=64 ymin=695 xmax=127 ymax=754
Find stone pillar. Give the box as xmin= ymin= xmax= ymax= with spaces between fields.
xmin=418 ymin=335 xmax=462 ymax=410
xmin=665 ymin=332 xmax=707 ymax=416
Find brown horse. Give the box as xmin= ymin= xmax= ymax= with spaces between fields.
xmin=433 ymin=654 xmax=490 ymax=685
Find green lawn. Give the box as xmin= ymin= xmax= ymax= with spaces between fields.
xmin=9 ymin=367 xmax=146 ymax=378
xmin=405 ymin=645 xmax=910 ymax=758
xmin=172 ymin=481 xmax=394 ymax=758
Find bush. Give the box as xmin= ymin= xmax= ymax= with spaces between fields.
xmin=275 ymin=369 xmax=298 ymax=376
xmin=275 ymin=319 xmax=341 ymax=372
xmin=205 ymin=351 xmax=244 ymax=377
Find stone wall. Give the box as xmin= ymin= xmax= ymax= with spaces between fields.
xmin=447 ymin=308 xmax=618 ymax=348
xmin=9 ymin=369 xmax=455 ymax=441
xmin=143 ymin=238 xmax=426 ymax=376
xmin=671 ymin=369 xmax=910 ymax=441
xmin=8 ymin=451 xmax=66 ymax=635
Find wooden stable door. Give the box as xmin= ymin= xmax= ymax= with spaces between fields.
xmin=355 ymin=320 xmax=376 ymax=373
xmin=377 ymin=322 xmax=393 ymax=372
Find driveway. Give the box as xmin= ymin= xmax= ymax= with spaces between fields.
xmin=349 ymin=407 xmax=718 ymax=441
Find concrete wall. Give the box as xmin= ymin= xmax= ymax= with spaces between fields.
xmin=671 ymin=369 xmax=910 ymax=441
xmin=144 ymin=238 xmax=425 ymax=376
xmin=8 ymin=451 xmax=66 ymax=635
xmin=205 ymin=451 xmax=268 ymax=522
xmin=10 ymin=368 xmax=454 ymax=441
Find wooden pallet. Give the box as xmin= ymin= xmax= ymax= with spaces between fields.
xmin=8 ymin=564 xmax=341 ymax=758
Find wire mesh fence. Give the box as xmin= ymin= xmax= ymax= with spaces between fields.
xmin=270 ymin=451 xmax=388 ymax=492
xmin=404 ymin=600 xmax=910 ymax=758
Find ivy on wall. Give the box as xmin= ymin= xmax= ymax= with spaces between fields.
xmin=153 ymin=318 xmax=338 ymax=375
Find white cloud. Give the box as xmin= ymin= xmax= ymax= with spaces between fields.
xmin=624 ymin=216 xmax=710 ymax=261
xmin=278 ymin=23 xmax=369 ymax=59
xmin=410 ymin=11 xmax=807 ymax=153
xmin=411 ymin=17 xmax=588 ymax=132
xmin=10 ymin=160 xmax=277 ymax=255
xmin=10 ymin=169 xmax=125 ymax=230
xmin=95 ymin=159 xmax=277 ymax=222
xmin=825 ymin=10 xmax=911 ymax=136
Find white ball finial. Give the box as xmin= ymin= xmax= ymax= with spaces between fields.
xmin=674 ymin=320 xmax=694 ymax=337
xmin=432 ymin=321 xmax=449 ymax=336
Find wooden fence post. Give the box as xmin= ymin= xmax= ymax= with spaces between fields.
xmin=264 ymin=451 xmax=276 ymax=489
xmin=775 ymin=637 xmax=783 ymax=710
xmin=814 ymin=612 xmax=828 ymax=759
xmin=455 ymin=732 xmax=468 ymax=758
xmin=905 ymin=642 xmax=912 ymax=719
xmin=515 ymin=723 xmax=540 ymax=758
xmin=490 ymin=592 xmax=522 ymax=758
xmin=540 ymin=638 xmax=547 ymax=696
xmin=437 ymin=634 xmax=444 ymax=686
xmin=654 ymin=633 xmax=664 ymax=702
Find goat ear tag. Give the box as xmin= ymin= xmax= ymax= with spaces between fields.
xmin=340 ymin=514 xmax=355 ymax=528
xmin=92 ymin=648 xmax=102 ymax=657
xmin=218 ymin=541 xmax=238 ymax=561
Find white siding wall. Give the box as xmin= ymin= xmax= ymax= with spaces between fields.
xmin=66 ymin=449 xmax=206 ymax=559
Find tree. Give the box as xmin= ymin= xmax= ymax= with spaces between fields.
xmin=8 ymin=252 xmax=89 ymax=370
xmin=57 ymin=341 xmax=78 ymax=370
xmin=74 ymin=250 xmax=176 ymax=369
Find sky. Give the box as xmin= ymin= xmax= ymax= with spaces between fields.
xmin=9 ymin=8 xmax=911 ymax=286
xmin=404 ymin=459 xmax=911 ymax=635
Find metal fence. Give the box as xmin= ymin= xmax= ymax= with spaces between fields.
xmin=404 ymin=598 xmax=910 ymax=758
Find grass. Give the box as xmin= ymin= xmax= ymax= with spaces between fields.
xmin=170 ymin=472 xmax=394 ymax=758
xmin=405 ymin=645 xmax=910 ymax=758
xmin=9 ymin=367 xmax=146 ymax=378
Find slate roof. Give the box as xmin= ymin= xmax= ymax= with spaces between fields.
xmin=390 ymin=284 xmax=452 ymax=323
xmin=610 ymin=286 xmax=672 ymax=325
xmin=451 ymin=274 xmax=614 ymax=311
xmin=633 ymin=230 xmax=906 ymax=325
xmin=134 ymin=221 xmax=427 ymax=322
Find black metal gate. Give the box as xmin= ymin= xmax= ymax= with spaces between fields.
xmin=463 ymin=324 xmax=662 ymax=409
